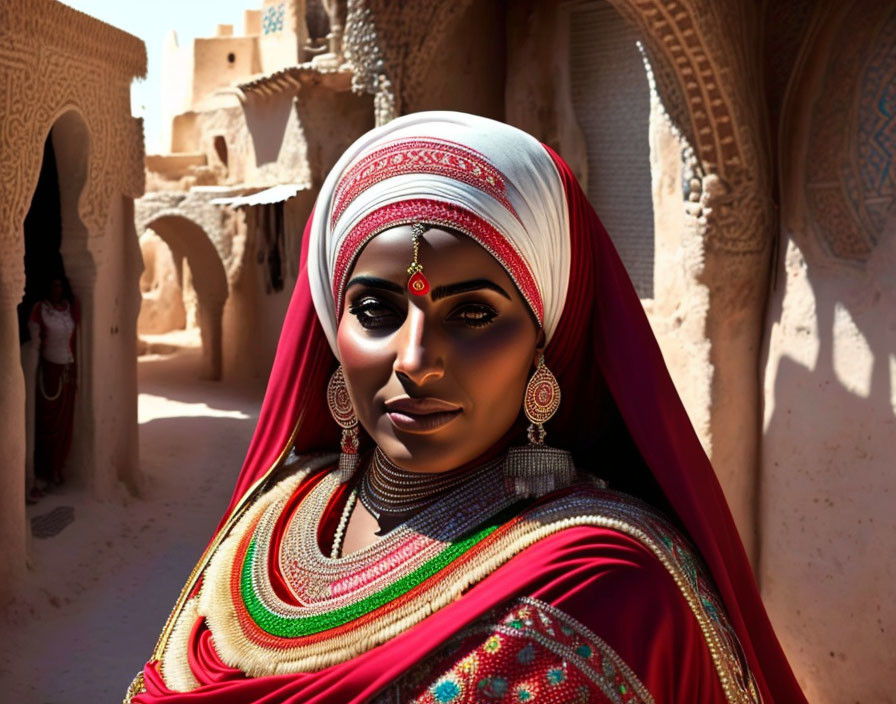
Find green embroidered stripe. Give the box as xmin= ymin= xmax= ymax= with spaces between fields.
xmin=241 ymin=522 xmax=500 ymax=637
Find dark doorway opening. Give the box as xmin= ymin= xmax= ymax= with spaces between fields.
xmin=18 ymin=134 xmax=67 ymax=344
xmin=214 ymin=135 xmax=228 ymax=169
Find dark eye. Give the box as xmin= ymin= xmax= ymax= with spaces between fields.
xmin=449 ymin=303 xmax=498 ymax=328
xmin=348 ymin=298 xmax=401 ymax=330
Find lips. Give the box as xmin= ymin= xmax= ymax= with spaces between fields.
xmin=384 ymin=396 xmax=463 ymax=433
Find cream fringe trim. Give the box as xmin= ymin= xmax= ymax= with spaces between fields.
xmin=167 ymin=471 xmax=757 ymax=704
xmin=159 ymin=597 xmax=201 ymax=692
xmin=159 ymin=459 xmax=322 ymax=687
xmin=197 ymin=474 xmax=305 ymax=676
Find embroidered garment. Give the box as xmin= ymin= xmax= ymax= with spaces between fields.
xmin=131 ymin=112 xmax=807 ymax=703
xmin=373 ymin=598 xmax=654 ymax=704
xmin=140 ymin=453 xmax=759 ymax=703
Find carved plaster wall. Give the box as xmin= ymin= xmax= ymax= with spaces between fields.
xmin=505 ymin=0 xmax=773 ymax=558
xmin=607 ymin=0 xmax=772 ymax=256
xmin=761 ymin=2 xmax=896 ymax=700
xmin=0 ymin=0 xmax=146 ymax=604
xmin=801 ymin=3 xmax=895 ymax=263
xmin=343 ymin=0 xmax=504 ymax=125
xmin=0 ymin=0 xmax=145 ymax=302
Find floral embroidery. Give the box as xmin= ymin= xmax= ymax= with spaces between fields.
xmin=430 ymin=674 xmax=464 ymax=702
xmin=375 ymin=598 xmax=655 ymax=704
xmin=483 ymin=635 xmax=502 ymax=653
xmin=546 ymin=666 xmax=567 ymax=684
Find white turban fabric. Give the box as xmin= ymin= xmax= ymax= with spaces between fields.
xmin=307 ymin=111 xmax=570 ymax=358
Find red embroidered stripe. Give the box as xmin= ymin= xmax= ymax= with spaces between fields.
xmin=330 ymin=138 xmax=518 ymax=228
xmin=332 ymin=199 xmax=543 ymax=325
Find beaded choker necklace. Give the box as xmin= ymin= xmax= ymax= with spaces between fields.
xmin=358 ymin=447 xmax=504 ymax=520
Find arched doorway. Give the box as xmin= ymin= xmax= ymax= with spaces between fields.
xmin=141 ymin=215 xmax=228 ymax=380
xmin=20 ymin=109 xmax=93 ymax=496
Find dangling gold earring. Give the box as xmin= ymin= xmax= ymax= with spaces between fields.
xmin=504 ymin=355 xmax=576 ymax=497
xmin=327 ymin=366 xmax=360 ymax=482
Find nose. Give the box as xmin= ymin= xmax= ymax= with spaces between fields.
xmin=393 ymin=305 xmax=444 ymax=387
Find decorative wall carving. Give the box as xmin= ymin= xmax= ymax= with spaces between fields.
xmin=343 ymin=0 xmax=474 ymax=125
xmin=0 ymin=0 xmax=146 ymax=304
xmin=804 ymin=2 xmax=895 ymax=263
xmin=606 ymin=0 xmax=773 ymax=255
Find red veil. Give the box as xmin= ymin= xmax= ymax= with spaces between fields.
xmin=136 ymin=147 xmax=806 ymax=703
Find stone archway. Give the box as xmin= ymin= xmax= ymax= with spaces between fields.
xmin=140 ymin=213 xmax=228 ymax=380
xmin=604 ymin=0 xmax=774 ymax=565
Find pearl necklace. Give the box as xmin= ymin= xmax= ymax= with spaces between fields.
xmin=358 ymin=447 xmax=504 ymax=519
xmin=329 ymin=487 xmax=358 ymax=559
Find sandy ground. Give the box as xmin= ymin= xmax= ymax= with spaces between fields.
xmin=1 ymin=330 xmax=264 ymax=703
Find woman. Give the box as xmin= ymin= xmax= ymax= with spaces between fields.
xmin=28 ymin=276 xmax=78 ymax=493
xmin=128 ymin=113 xmax=807 ymax=703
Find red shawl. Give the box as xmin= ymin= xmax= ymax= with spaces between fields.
xmin=134 ymin=147 xmax=806 ymax=703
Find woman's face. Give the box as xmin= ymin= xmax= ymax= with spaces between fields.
xmin=337 ymin=225 xmax=542 ymax=473
xmin=49 ymin=279 xmax=64 ymax=303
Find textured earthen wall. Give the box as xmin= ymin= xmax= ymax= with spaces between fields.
xmin=344 ymin=0 xmax=503 ymax=124
xmin=505 ymin=0 xmax=588 ymax=189
xmin=160 ymin=31 xmax=194 ymax=153
xmin=222 ymin=81 xmax=374 ymax=381
xmin=761 ymin=2 xmax=896 ymax=700
xmin=223 ymin=193 xmax=316 ymax=383
xmin=244 ymin=95 xmax=312 ymax=186
xmin=568 ymin=2 xmax=655 ymax=298
xmin=0 ymin=0 xmax=145 ymax=603
xmin=192 ymin=36 xmax=261 ymax=110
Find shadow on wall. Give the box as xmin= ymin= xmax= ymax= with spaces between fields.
xmin=758 ymin=3 xmax=896 ymax=698
xmin=761 ymin=219 xmax=896 ymax=701
xmin=243 ymin=96 xmax=294 ymax=168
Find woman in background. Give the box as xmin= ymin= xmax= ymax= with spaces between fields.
xmin=129 ymin=112 xmax=807 ymax=703
xmin=29 ymin=275 xmax=78 ymax=494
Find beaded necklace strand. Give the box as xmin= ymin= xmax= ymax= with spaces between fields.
xmin=330 ymin=487 xmax=359 ymax=559
xmin=358 ymin=447 xmax=504 ymax=520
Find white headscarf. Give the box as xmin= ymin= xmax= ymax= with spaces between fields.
xmin=307 ymin=111 xmax=570 ymax=358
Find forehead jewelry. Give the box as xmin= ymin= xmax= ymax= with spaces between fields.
xmin=407 ymin=222 xmax=430 ymax=296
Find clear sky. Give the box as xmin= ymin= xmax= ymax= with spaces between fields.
xmin=59 ymin=0 xmax=257 ymax=152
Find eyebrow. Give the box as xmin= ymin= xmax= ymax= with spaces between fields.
xmin=345 ymin=275 xmax=512 ymax=302
xmin=345 ymin=276 xmax=405 ymax=295
xmin=431 ymin=278 xmax=511 ymax=301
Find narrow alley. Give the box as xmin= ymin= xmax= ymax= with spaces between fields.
xmin=2 ymin=333 xmax=262 ymax=703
